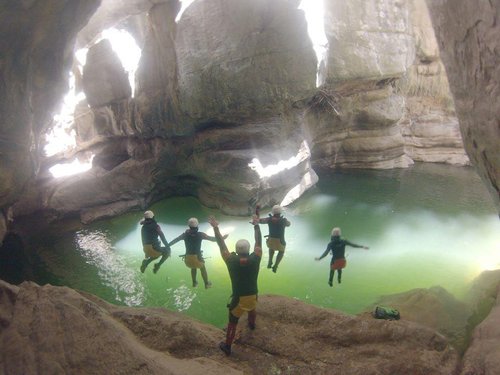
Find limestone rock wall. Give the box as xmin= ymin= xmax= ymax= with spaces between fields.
xmin=426 ymin=0 xmax=500 ymax=211
xmin=400 ymin=0 xmax=469 ymax=165
xmin=82 ymin=39 xmax=131 ymax=107
xmin=306 ymin=0 xmax=415 ymax=170
xmin=176 ymin=0 xmax=317 ymax=123
xmin=0 ymin=0 xmax=100 ymax=211
xmin=0 ymin=280 xmax=460 ymax=375
xmin=2 ymin=0 xmax=499 ymax=229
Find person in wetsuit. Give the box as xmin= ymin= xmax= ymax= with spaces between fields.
xmin=140 ymin=210 xmax=171 ymax=274
xmin=315 ymin=227 xmax=369 ymax=286
xmin=169 ymin=217 xmax=227 ymax=289
xmin=208 ymin=214 xmax=262 ymax=356
xmin=259 ymin=205 xmax=290 ymax=273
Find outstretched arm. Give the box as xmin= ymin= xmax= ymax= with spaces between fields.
xmin=168 ymin=232 xmax=185 ymax=247
xmin=345 ymin=240 xmax=369 ymax=250
xmin=315 ymin=244 xmax=331 ymax=261
xmin=201 ymin=232 xmax=228 ymax=242
xmin=208 ymin=216 xmax=230 ymax=260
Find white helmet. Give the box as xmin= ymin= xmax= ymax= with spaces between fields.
xmin=331 ymin=227 xmax=341 ymax=236
xmin=188 ymin=217 xmax=199 ymax=228
xmin=271 ymin=205 xmax=282 ymax=215
xmin=235 ymin=239 xmax=250 ymax=254
xmin=144 ymin=210 xmax=154 ymax=219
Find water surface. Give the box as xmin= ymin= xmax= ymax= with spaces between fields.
xmin=33 ymin=164 xmax=500 ymax=327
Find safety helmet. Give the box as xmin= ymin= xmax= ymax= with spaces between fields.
xmin=235 ymin=239 xmax=250 ymax=254
xmin=331 ymin=227 xmax=341 ymax=236
xmin=144 ymin=210 xmax=154 ymax=219
xmin=188 ymin=217 xmax=199 ymax=228
xmin=271 ymin=205 xmax=282 ymax=215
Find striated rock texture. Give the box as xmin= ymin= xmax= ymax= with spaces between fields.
xmin=12 ymin=0 xmax=319 ymax=221
xmin=0 ymin=280 xmax=460 ymax=375
xmin=426 ymin=0 xmax=500 ymax=211
xmin=306 ymin=0 xmax=468 ymax=171
xmin=2 ymin=0 xmax=500 ymax=230
xmin=305 ymin=0 xmax=416 ymax=170
xmin=400 ymin=0 xmax=469 ymax=165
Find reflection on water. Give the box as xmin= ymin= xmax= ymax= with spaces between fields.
xmin=75 ymin=229 xmax=146 ymax=306
xmin=166 ymin=284 xmax=197 ymax=312
xmin=33 ymin=164 xmax=499 ymax=327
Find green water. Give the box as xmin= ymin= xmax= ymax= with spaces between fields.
xmin=32 ymin=164 xmax=499 ymax=328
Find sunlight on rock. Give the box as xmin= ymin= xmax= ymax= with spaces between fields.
xmin=76 ymin=229 xmax=146 ymax=306
xmin=299 ymin=0 xmax=328 ymax=87
xmin=249 ymin=140 xmax=312 ymax=179
xmin=176 ymin=0 xmax=195 ymax=22
xmin=44 ymin=73 xmax=86 ymax=157
xmin=99 ymin=28 xmax=141 ymax=96
xmin=49 ymin=155 xmax=94 ymax=178
xmin=280 ymin=169 xmax=319 ymax=207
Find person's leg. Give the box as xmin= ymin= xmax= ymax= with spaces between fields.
xmin=267 ymin=249 xmax=275 ymax=268
xmin=337 ymin=269 xmax=342 ymax=284
xmin=247 ymin=309 xmax=256 ymax=330
xmin=328 ymin=269 xmax=334 ymax=286
xmin=153 ymin=247 xmax=171 ymax=273
xmin=191 ymin=268 xmax=198 ymax=287
xmin=140 ymin=257 xmax=154 ymax=273
xmin=220 ymin=298 xmax=240 ymax=355
xmin=272 ymin=251 xmax=284 ymax=273
xmin=200 ymin=265 xmax=211 ymax=288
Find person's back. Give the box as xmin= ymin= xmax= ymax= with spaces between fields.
xmin=141 ymin=218 xmax=160 ymax=247
xmin=260 ymin=205 xmax=290 ymax=273
xmin=139 ymin=211 xmax=171 ymax=274
xmin=169 ymin=217 xmax=218 ymax=288
xmin=226 ymin=252 xmax=260 ymax=297
xmin=315 ymin=227 xmax=369 ymax=286
xmin=183 ymin=228 xmax=203 ymax=256
xmin=209 ymin=214 xmax=262 ymax=356
xmin=329 ymin=236 xmax=347 ymax=260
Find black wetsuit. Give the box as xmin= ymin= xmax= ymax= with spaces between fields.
xmin=169 ymin=228 xmax=216 ymax=260
xmin=225 ymin=252 xmax=261 ymax=298
xmin=260 ymin=214 xmax=289 ymax=245
xmin=319 ymin=236 xmax=364 ymax=264
xmin=141 ymin=218 xmax=168 ymax=251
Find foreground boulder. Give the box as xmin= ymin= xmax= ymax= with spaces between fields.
xmin=0 ymin=280 xmax=460 ymax=374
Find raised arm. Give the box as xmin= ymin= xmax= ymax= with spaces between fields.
xmin=208 ymin=216 xmax=230 ymax=260
xmin=252 ymin=215 xmax=263 ymax=257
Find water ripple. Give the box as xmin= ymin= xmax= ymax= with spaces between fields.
xmin=75 ymin=229 xmax=146 ymax=306
xmin=165 ymin=284 xmax=197 ymax=312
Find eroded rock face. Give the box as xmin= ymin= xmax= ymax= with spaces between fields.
xmin=176 ymin=0 xmax=317 ymax=123
xmin=322 ymin=0 xmax=415 ymax=83
xmin=82 ymin=39 xmax=131 ymax=107
xmin=0 ymin=280 xmax=460 ymax=375
xmin=0 ymin=0 xmax=100 ymax=211
xmin=400 ymin=0 xmax=469 ymax=165
xmin=2 ymin=0 xmax=499 ymax=230
xmin=306 ymin=0 xmax=415 ymax=170
xmin=426 ymin=0 xmax=500 ymax=211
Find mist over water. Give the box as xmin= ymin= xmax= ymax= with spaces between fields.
xmin=33 ymin=164 xmax=499 ymax=328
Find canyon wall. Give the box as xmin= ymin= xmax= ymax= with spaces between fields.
xmin=1 ymin=0 xmax=498 ymax=235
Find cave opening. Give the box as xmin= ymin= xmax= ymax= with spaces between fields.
xmin=45 ymin=27 xmax=141 ymax=178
